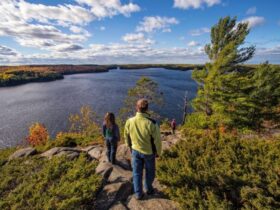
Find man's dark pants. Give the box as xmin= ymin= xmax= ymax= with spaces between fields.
xmin=132 ymin=149 xmax=155 ymax=197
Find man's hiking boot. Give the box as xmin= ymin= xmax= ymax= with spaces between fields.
xmin=135 ymin=194 xmax=144 ymax=200
xmin=146 ymin=189 xmax=155 ymax=195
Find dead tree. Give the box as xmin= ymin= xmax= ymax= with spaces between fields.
xmin=182 ymin=91 xmax=189 ymax=124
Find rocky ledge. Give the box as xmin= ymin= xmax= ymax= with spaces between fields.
xmin=7 ymin=132 xmax=182 ymax=210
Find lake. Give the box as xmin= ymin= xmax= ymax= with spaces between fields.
xmin=0 ymin=68 xmax=197 ymax=148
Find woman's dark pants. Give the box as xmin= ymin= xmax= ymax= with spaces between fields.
xmin=106 ymin=139 xmax=117 ymax=164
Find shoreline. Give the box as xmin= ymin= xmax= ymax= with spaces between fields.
xmin=0 ymin=64 xmax=202 ymax=87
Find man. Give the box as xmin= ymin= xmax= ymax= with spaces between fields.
xmin=124 ymin=99 xmax=162 ymax=200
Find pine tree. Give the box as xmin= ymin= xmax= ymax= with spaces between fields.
xmin=192 ymin=16 xmax=256 ymax=128
xmin=119 ymin=76 xmax=163 ymax=124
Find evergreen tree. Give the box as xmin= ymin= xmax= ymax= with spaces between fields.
xmin=119 ymin=76 xmax=163 ymax=124
xmin=192 ymin=16 xmax=279 ymax=129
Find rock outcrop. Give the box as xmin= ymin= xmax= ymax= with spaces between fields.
xmin=88 ymin=146 xmax=104 ymax=160
xmin=109 ymin=202 xmax=128 ymax=210
xmin=127 ymin=196 xmax=179 ymax=210
xmin=6 ymin=131 xmax=182 ymax=210
xmin=9 ymin=147 xmax=37 ymax=160
xmin=92 ymin=131 xmax=182 ymax=210
xmin=95 ymin=181 xmax=133 ymax=209
xmin=40 ymin=147 xmax=82 ymax=159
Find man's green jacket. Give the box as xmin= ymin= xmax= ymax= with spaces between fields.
xmin=124 ymin=112 xmax=162 ymax=155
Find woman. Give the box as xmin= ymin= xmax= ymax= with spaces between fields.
xmin=102 ymin=112 xmax=120 ymax=164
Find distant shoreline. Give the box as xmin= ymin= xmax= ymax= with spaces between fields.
xmin=2 ymin=63 xmax=277 ymax=87
xmin=0 ymin=64 xmax=203 ymax=87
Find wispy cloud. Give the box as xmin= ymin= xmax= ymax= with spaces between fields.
xmin=76 ymin=0 xmax=140 ymax=18
xmin=240 ymin=16 xmax=265 ymax=29
xmin=174 ymin=0 xmax=221 ymax=9
xmin=100 ymin=26 xmax=106 ymax=31
xmin=189 ymin=27 xmax=210 ymax=36
xmin=122 ymin=33 xmax=154 ymax=44
xmin=136 ymin=16 xmax=179 ymax=33
xmin=4 ymin=43 xmax=207 ymax=64
xmin=0 ymin=45 xmax=18 ymax=56
xmin=246 ymin=6 xmax=257 ymax=15
xmin=187 ymin=41 xmax=200 ymax=47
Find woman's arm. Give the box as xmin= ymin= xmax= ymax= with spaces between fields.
xmin=102 ymin=123 xmax=106 ymax=138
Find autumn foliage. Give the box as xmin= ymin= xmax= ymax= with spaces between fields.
xmin=26 ymin=123 xmax=49 ymax=146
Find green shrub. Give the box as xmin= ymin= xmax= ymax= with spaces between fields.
xmin=0 ymin=154 xmax=102 ymax=210
xmin=54 ymin=132 xmax=103 ymax=147
xmin=160 ymin=118 xmax=171 ymax=131
xmin=184 ymin=112 xmax=210 ymax=129
xmin=35 ymin=132 xmax=104 ymax=153
xmin=157 ymin=134 xmax=280 ymax=209
xmin=0 ymin=147 xmax=17 ymax=166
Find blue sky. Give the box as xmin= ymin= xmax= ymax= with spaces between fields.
xmin=0 ymin=0 xmax=279 ymax=64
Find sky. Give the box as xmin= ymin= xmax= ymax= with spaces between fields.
xmin=0 ymin=0 xmax=279 ymax=65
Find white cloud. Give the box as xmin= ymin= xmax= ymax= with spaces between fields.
xmin=2 ymin=42 xmax=280 ymax=65
xmin=75 ymin=0 xmax=140 ymax=18
xmin=240 ymin=16 xmax=265 ymax=29
xmin=0 ymin=45 xmax=18 ymax=56
xmin=100 ymin=26 xmax=106 ymax=31
xmin=174 ymin=0 xmax=221 ymax=9
xmin=0 ymin=0 xmax=140 ymax=53
xmin=17 ymin=0 xmax=94 ymax=26
xmin=162 ymin=28 xmax=172 ymax=33
xmin=246 ymin=7 xmax=257 ymax=15
xmin=252 ymin=45 xmax=280 ymax=64
xmin=69 ymin=26 xmax=91 ymax=37
xmin=0 ymin=42 xmax=208 ymax=65
xmin=189 ymin=27 xmax=210 ymax=36
xmin=122 ymin=33 xmax=154 ymax=44
xmin=256 ymin=45 xmax=280 ymax=55
xmin=49 ymin=43 xmax=84 ymax=52
xmin=136 ymin=16 xmax=179 ymax=33
xmin=0 ymin=19 xmax=87 ymax=50
xmin=188 ymin=41 xmax=200 ymax=47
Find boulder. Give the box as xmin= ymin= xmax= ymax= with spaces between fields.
xmin=88 ymin=146 xmax=103 ymax=160
xmin=41 ymin=147 xmax=81 ymax=159
xmin=160 ymin=131 xmax=172 ymax=136
xmin=95 ymin=161 xmax=114 ymax=181
xmin=41 ymin=147 xmax=61 ymax=157
xmin=127 ymin=196 xmax=179 ymax=210
xmin=9 ymin=147 xmax=37 ymax=160
xmin=56 ymin=151 xmax=80 ymax=160
xmin=117 ymin=144 xmax=131 ymax=160
xmin=108 ymin=165 xmax=133 ymax=183
xmin=116 ymin=158 xmax=131 ymax=171
xmin=165 ymin=135 xmax=180 ymax=145
xmin=99 ymin=149 xmax=109 ymax=163
xmin=109 ymin=202 xmax=128 ymax=210
xmin=169 ymin=137 xmax=180 ymax=145
xmin=81 ymin=145 xmax=96 ymax=152
xmin=153 ymin=179 xmax=167 ymax=192
xmin=162 ymin=141 xmax=173 ymax=151
xmin=95 ymin=181 xmax=132 ymax=210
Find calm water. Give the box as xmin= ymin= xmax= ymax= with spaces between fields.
xmin=0 ymin=68 xmax=197 ymax=148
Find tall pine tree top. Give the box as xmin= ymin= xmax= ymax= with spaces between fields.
xmin=191 ymin=16 xmax=279 ymax=130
